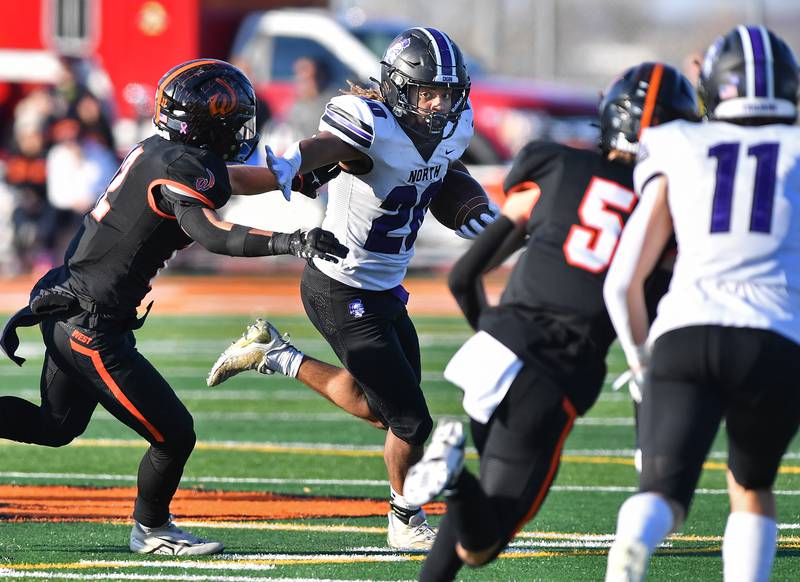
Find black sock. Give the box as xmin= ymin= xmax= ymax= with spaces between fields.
xmin=445 ymin=469 xmax=500 ymax=552
xmin=390 ymin=500 xmax=421 ymax=524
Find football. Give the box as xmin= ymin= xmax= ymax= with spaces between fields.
xmin=429 ymin=170 xmax=492 ymax=230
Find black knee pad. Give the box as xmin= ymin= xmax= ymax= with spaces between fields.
xmin=169 ymin=428 xmax=197 ymax=459
xmin=39 ymin=431 xmax=80 ymax=448
xmin=39 ymin=414 xmax=88 ymax=447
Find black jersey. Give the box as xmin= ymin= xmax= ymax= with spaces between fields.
xmin=38 ymin=135 xmax=232 ymax=318
xmin=479 ymin=141 xmax=640 ymax=412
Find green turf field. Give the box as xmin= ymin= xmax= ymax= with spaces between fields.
xmin=0 ymin=315 xmax=798 ymax=581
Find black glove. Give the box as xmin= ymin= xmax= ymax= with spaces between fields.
xmin=291 ymin=163 xmax=342 ymax=199
xmin=272 ymin=228 xmax=349 ymax=263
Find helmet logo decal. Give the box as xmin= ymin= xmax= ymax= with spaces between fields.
xmin=208 ymin=78 xmax=238 ymax=117
xmin=385 ymin=38 xmax=411 ymax=65
xmin=719 ymin=75 xmax=740 ymax=100
xmin=195 ymin=168 xmax=216 ymax=192
xmin=180 ymin=121 xmax=188 ymax=134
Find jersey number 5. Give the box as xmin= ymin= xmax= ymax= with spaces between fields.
xmin=563 ymin=177 xmax=636 ymax=273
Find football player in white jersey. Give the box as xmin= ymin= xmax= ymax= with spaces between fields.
xmin=206 ymin=28 xmax=499 ymax=550
xmin=604 ymin=26 xmax=800 ymax=582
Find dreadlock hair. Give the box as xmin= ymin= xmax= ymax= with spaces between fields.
xmin=342 ymin=80 xmax=383 ymax=101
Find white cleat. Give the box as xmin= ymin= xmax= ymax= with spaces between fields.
xmin=207 ymin=318 xmax=293 ymax=387
xmin=605 ymin=538 xmax=649 ymax=582
xmin=386 ymin=509 xmax=437 ymax=551
xmin=129 ymin=519 xmax=224 ymax=556
xmin=404 ymin=419 xmax=465 ymax=507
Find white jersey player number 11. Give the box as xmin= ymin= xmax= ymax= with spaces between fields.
xmin=708 ymin=141 xmax=778 ymax=234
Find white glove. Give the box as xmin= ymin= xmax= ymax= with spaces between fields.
xmin=611 ymin=369 xmax=643 ymax=404
xmin=455 ymin=202 xmax=501 ymax=240
xmin=266 ymin=142 xmax=302 ymax=202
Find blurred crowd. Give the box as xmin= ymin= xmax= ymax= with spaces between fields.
xmin=0 ymin=53 xmax=346 ymax=276
xmin=0 ymin=57 xmax=119 ymax=275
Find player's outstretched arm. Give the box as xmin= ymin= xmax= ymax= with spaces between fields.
xmin=266 ymin=132 xmax=367 ymax=201
xmin=228 ymin=163 xmax=341 ymax=199
xmin=175 ymin=205 xmax=348 ymax=263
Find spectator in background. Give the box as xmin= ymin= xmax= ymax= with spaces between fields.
xmin=46 ymin=117 xmax=117 ymax=255
xmin=70 ymin=91 xmax=116 ymax=153
xmin=287 ymin=57 xmax=337 ymax=138
xmin=5 ymin=118 xmax=57 ymax=272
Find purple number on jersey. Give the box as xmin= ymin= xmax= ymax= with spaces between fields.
xmin=708 ymin=141 xmax=779 ymax=234
xmin=364 ymin=180 xmax=442 ymax=254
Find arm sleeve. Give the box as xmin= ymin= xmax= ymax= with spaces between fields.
xmin=174 ymin=204 xmax=289 ymax=257
xmin=603 ymin=177 xmax=661 ymax=367
xmin=448 ymin=216 xmax=521 ymax=329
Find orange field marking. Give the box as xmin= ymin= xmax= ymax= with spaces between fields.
xmin=0 ymin=484 xmax=444 ymax=522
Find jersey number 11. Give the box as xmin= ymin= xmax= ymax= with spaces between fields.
xmin=708 ymin=141 xmax=778 ymax=234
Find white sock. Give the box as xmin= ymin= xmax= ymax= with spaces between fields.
xmin=614 ymin=492 xmax=675 ymax=553
xmin=722 ymin=512 xmax=776 ymax=582
xmin=390 ymin=487 xmax=421 ymax=512
xmin=265 ymin=347 xmax=304 ymax=378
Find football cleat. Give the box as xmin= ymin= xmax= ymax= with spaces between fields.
xmin=207 ymin=319 xmax=296 ymax=387
xmin=386 ymin=509 xmax=437 ymax=551
xmin=129 ymin=519 xmax=224 ymax=556
xmin=605 ymin=537 xmax=649 ymax=582
xmin=404 ymin=419 xmax=465 ymax=507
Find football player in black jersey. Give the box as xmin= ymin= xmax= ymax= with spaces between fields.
xmin=402 ymin=63 xmax=699 ymax=580
xmin=0 ymin=59 xmax=346 ymax=556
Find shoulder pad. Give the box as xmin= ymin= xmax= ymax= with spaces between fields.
xmin=319 ymin=95 xmax=380 ymax=152
xmin=159 ymin=149 xmax=232 ymax=210
xmin=634 ymin=124 xmax=680 ymax=195
xmin=503 ymin=141 xmax=566 ymax=193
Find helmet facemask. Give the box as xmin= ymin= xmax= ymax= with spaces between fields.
xmin=384 ymin=72 xmax=470 ymax=141
xmin=598 ymin=62 xmax=700 ymax=158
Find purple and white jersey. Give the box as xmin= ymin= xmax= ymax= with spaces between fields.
xmin=634 ymin=120 xmax=800 ymax=344
xmin=315 ymin=94 xmax=473 ymax=290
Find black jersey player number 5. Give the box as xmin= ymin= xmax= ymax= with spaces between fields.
xmin=563 ymin=176 xmax=636 ymax=273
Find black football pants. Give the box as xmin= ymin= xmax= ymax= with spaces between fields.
xmin=420 ymin=365 xmax=577 ymax=581
xmin=300 ymin=263 xmax=433 ymax=446
xmin=0 ymin=317 xmax=195 ymax=527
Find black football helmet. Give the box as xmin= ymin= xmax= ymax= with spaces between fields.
xmin=698 ymin=25 xmax=798 ymax=124
xmin=153 ymin=59 xmax=259 ymax=162
xmin=598 ymin=62 xmax=699 ymax=156
xmin=379 ymin=28 xmax=471 ymax=141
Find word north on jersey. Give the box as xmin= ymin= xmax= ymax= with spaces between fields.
xmin=408 ymin=164 xmax=444 ymax=184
